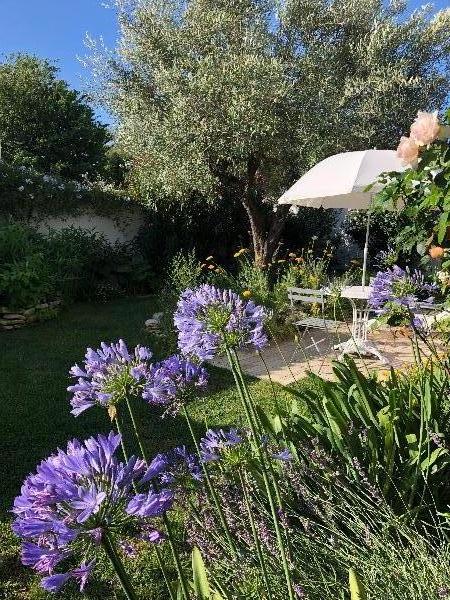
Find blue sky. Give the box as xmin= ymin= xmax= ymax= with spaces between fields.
xmin=0 ymin=0 xmax=117 ymax=123
xmin=0 ymin=0 xmax=448 ymax=124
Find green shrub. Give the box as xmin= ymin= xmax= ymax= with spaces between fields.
xmin=0 ymin=254 xmax=51 ymax=309
xmin=277 ymin=357 xmax=450 ymax=516
xmin=165 ymin=249 xmax=204 ymax=301
xmin=0 ymin=221 xmax=50 ymax=308
xmin=0 ymin=221 xmax=155 ymax=309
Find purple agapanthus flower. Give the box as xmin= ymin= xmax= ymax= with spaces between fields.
xmin=200 ymin=428 xmax=292 ymax=465
xmin=12 ymin=432 xmax=173 ymax=594
xmin=68 ymin=340 xmax=153 ymax=416
xmin=369 ymin=266 xmax=437 ymax=326
xmin=199 ymin=428 xmax=244 ymax=462
xmin=141 ymin=446 xmax=202 ymax=487
xmin=174 ymin=284 xmax=268 ymax=361
xmin=143 ymin=354 xmax=208 ymax=413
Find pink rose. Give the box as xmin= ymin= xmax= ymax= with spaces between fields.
xmin=396 ymin=136 xmax=419 ymax=167
xmin=410 ymin=110 xmax=440 ymax=146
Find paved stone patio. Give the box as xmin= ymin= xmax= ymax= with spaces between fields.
xmin=213 ymin=327 xmax=425 ymax=384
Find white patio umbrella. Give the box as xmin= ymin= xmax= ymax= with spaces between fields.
xmin=278 ymin=150 xmax=405 ymax=286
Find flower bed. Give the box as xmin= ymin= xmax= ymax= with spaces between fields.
xmin=9 ymin=284 xmax=450 ymax=599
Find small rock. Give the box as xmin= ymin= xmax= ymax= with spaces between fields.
xmin=36 ymin=303 xmax=49 ymax=310
xmin=145 ymin=318 xmax=159 ymax=328
xmin=3 ymin=313 xmax=26 ymax=321
xmin=48 ymin=300 xmax=62 ymax=308
xmin=1 ymin=325 xmax=14 ymax=330
xmin=152 ymin=312 xmax=164 ymax=322
xmin=23 ymin=307 xmax=36 ymax=317
xmin=0 ymin=319 xmax=25 ymax=326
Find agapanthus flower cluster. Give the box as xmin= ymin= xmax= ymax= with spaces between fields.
xmin=200 ymin=428 xmax=292 ymax=466
xmin=13 ymin=432 xmax=173 ymax=593
xmin=200 ymin=428 xmax=244 ymax=462
xmin=143 ymin=354 xmax=208 ymax=414
xmin=369 ymin=266 xmax=437 ymax=327
xmin=142 ymin=446 xmax=202 ymax=490
xmin=68 ymin=340 xmax=153 ymax=416
xmin=174 ymin=284 xmax=268 ymax=361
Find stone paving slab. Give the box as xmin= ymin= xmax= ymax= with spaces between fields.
xmin=212 ymin=329 xmax=423 ymax=385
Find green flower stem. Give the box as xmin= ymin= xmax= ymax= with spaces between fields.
xmin=182 ymin=404 xmax=238 ymax=559
xmin=224 ymin=346 xmax=295 ymax=600
xmin=102 ymin=533 xmax=139 ymax=600
xmin=125 ymin=398 xmax=148 ymax=460
xmin=124 ymin=398 xmax=191 ymax=600
xmin=115 ymin=410 xmax=176 ymax=600
xmin=229 ymin=350 xmax=287 ymax=505
xmin=114 ymin=412 xmax=129 ymax=462
xmin=238 ymin=468 xmax=273 ymax=600
xmin=230 ymin=348 xmax=294 ymax=562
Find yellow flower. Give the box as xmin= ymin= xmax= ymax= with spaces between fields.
xmin=376 ymin=369 xmax=391 ymax=383
xmin=288 ymin=252 xmax=296 ymax=258
xmin=277 ymin=259 xmax=286 ymax=264
xmin=242 ymin=290 xmax=252 ymax=299
xmin=233 ymin=248 xmax=248 ymax=258
xmin=206 ymin=255 xmax=214 ymax=261
xmin=200 ymin=263 xmax=207 ymax=269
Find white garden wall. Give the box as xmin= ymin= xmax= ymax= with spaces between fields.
xmin=31 ymin=206 xmax=144 ymax=245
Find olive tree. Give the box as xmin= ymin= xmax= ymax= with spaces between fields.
xmin=93 ymin=0 xmax=450 ymax=264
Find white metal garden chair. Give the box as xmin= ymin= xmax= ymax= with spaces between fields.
xmin=287 ymin=287 xmax=337 ymax=360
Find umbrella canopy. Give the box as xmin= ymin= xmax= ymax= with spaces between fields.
xmin=277 ymin=149 xmax=405 ymax=287
xmin=278 ymin=150 xmax=405 ymax=209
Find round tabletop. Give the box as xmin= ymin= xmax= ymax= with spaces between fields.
xmin=339 ymin=285 xmax=373 ymax=300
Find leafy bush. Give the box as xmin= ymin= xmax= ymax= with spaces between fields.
xmin=0 ymin=253 xmax=51 ymax=309
xmin=165 ymin=249 xmax=204 ymax=301
xmin=0 ymin=221 xmax=50 ymax=308
xmin=187 ymin=436 xmax=450 ymax=600
xmin=373 ymin=108 xmax=450 ymax=263
xmin=0 ymin=221 xmax=154 ymax=309
xmin=277 ymin=357 xmax=450 ymax=515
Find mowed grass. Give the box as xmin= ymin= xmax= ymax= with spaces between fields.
xmin=0 ymin=296 xmax=303 ymax=515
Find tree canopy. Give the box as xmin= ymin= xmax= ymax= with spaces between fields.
xmin=0 ymin=54 xmax=109 ymax=180
xmin=93 ymin=0 xmax=450 ymax=263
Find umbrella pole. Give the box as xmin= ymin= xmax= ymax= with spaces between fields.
xmin=362 ymin=211 xmax=371 ymax=288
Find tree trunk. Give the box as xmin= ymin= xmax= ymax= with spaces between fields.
xmin=241 ymin=156 xmax=290 ymax=266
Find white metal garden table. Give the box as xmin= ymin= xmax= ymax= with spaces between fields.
xmin=333 ymin=285 xmax=390 ymax=365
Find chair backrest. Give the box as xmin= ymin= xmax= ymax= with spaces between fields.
xmin=287 ymin=287 xmax=325 ymax=307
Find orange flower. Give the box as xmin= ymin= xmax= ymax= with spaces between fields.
xmin=429 ymin=245 xmax=445 ymax=259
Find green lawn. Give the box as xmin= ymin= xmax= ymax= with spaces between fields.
xmin=0 ymin=295 xmax=306 ymax=598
